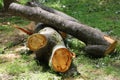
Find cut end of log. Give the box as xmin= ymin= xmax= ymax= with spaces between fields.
xmin=104 ymin=36 xmax=117 ymax=55
xmin=27 ymin=33 xmax=47 ymax=51
xmin=52 ymin=48 xmax=73 ymax=72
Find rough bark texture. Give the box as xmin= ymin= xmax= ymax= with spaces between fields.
xmin=27 ymin=27 xmax=74 ymax=72
xmin=8 ymin=3 xmax=117 ymax=56
xmin=26 ymin=1 xmax=79 ymax=22
xmin=26 ymin=1 xmax=74 ymax=39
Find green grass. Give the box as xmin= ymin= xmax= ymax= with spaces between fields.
xmin=0 ymin=25 xmax=13 ymax=32
xmin=0 ymin=0 xmax=3 ymax=8
xmin=0 ymin=16 xmax=30 ymax=25
xmin=0 ymin=54 xmax=61 ymax=80
xmin=0 ymin=0 xmax=120 ymax=80
xmin=6 ymin=58 xmax=41 ymax=76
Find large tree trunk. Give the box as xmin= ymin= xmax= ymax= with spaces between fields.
xmin=8 ymin=3 xmax=117 ymax=57
xmin=27 ymin=27 xmax=74 ymax=72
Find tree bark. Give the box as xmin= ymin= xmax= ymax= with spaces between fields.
xmin=8 ymin=3 xmax=117 ymax=57
xmin=27 ymin=27 xmax=74 ymax=72
xmin=26 ymin=1 xmax=75 ymax=39
xmin=26 ymin=1 xmax=79 ymax=22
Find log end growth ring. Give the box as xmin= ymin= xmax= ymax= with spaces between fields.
xmin=104 ymin=36 xmax=117 ymax=55
xmin=27 ymin=33 xmax=47 ymax=51
xmin=52 ymin=48 xmax=73 ymax=72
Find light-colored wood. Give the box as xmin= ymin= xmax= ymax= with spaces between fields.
xmin=104 ymin=36 xmax=117 ymax=55
xmin=49 ymin=44 xmax=74 ymax=72
xmin=27 ymin=33 xmax=47 ymax=51
xmin=52 ymin=48 xmax=73 ymax=72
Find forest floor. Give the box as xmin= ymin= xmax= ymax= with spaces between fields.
xmin=0 ymin=0 xmax=120 ymax=80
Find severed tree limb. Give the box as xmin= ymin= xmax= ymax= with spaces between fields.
xmin=8 ymin=3 xmax=117 ymax=57
xmin=26 ymin=1 xmax=79 ymax=22
xmin=27 ymin=27 xmax=74 ymax=72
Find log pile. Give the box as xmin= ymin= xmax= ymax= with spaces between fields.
xmin=4 ymin=0 xmax=117 ymax=72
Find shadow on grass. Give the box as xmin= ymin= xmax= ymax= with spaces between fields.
xmin=35 ymin=56 xmax=80 ymax=79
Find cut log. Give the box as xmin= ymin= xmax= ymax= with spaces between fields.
xmin=8 ymin=3 xmax=117 ymax=56
xmin=49 ymin=45 xmax=73 ymax=72
xmin=26 ymin=1 xmax=73 ymax=39
xmin=26 ymin=1 xmax=79 ymax=22
xmin=27 ymin=27 xmax=74 ymax=72
xmin=34 ymin=23 xmax=68 ymax=39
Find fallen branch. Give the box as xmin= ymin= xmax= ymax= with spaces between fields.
xmin=26 ymin=1 xmax=79 ymax=22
